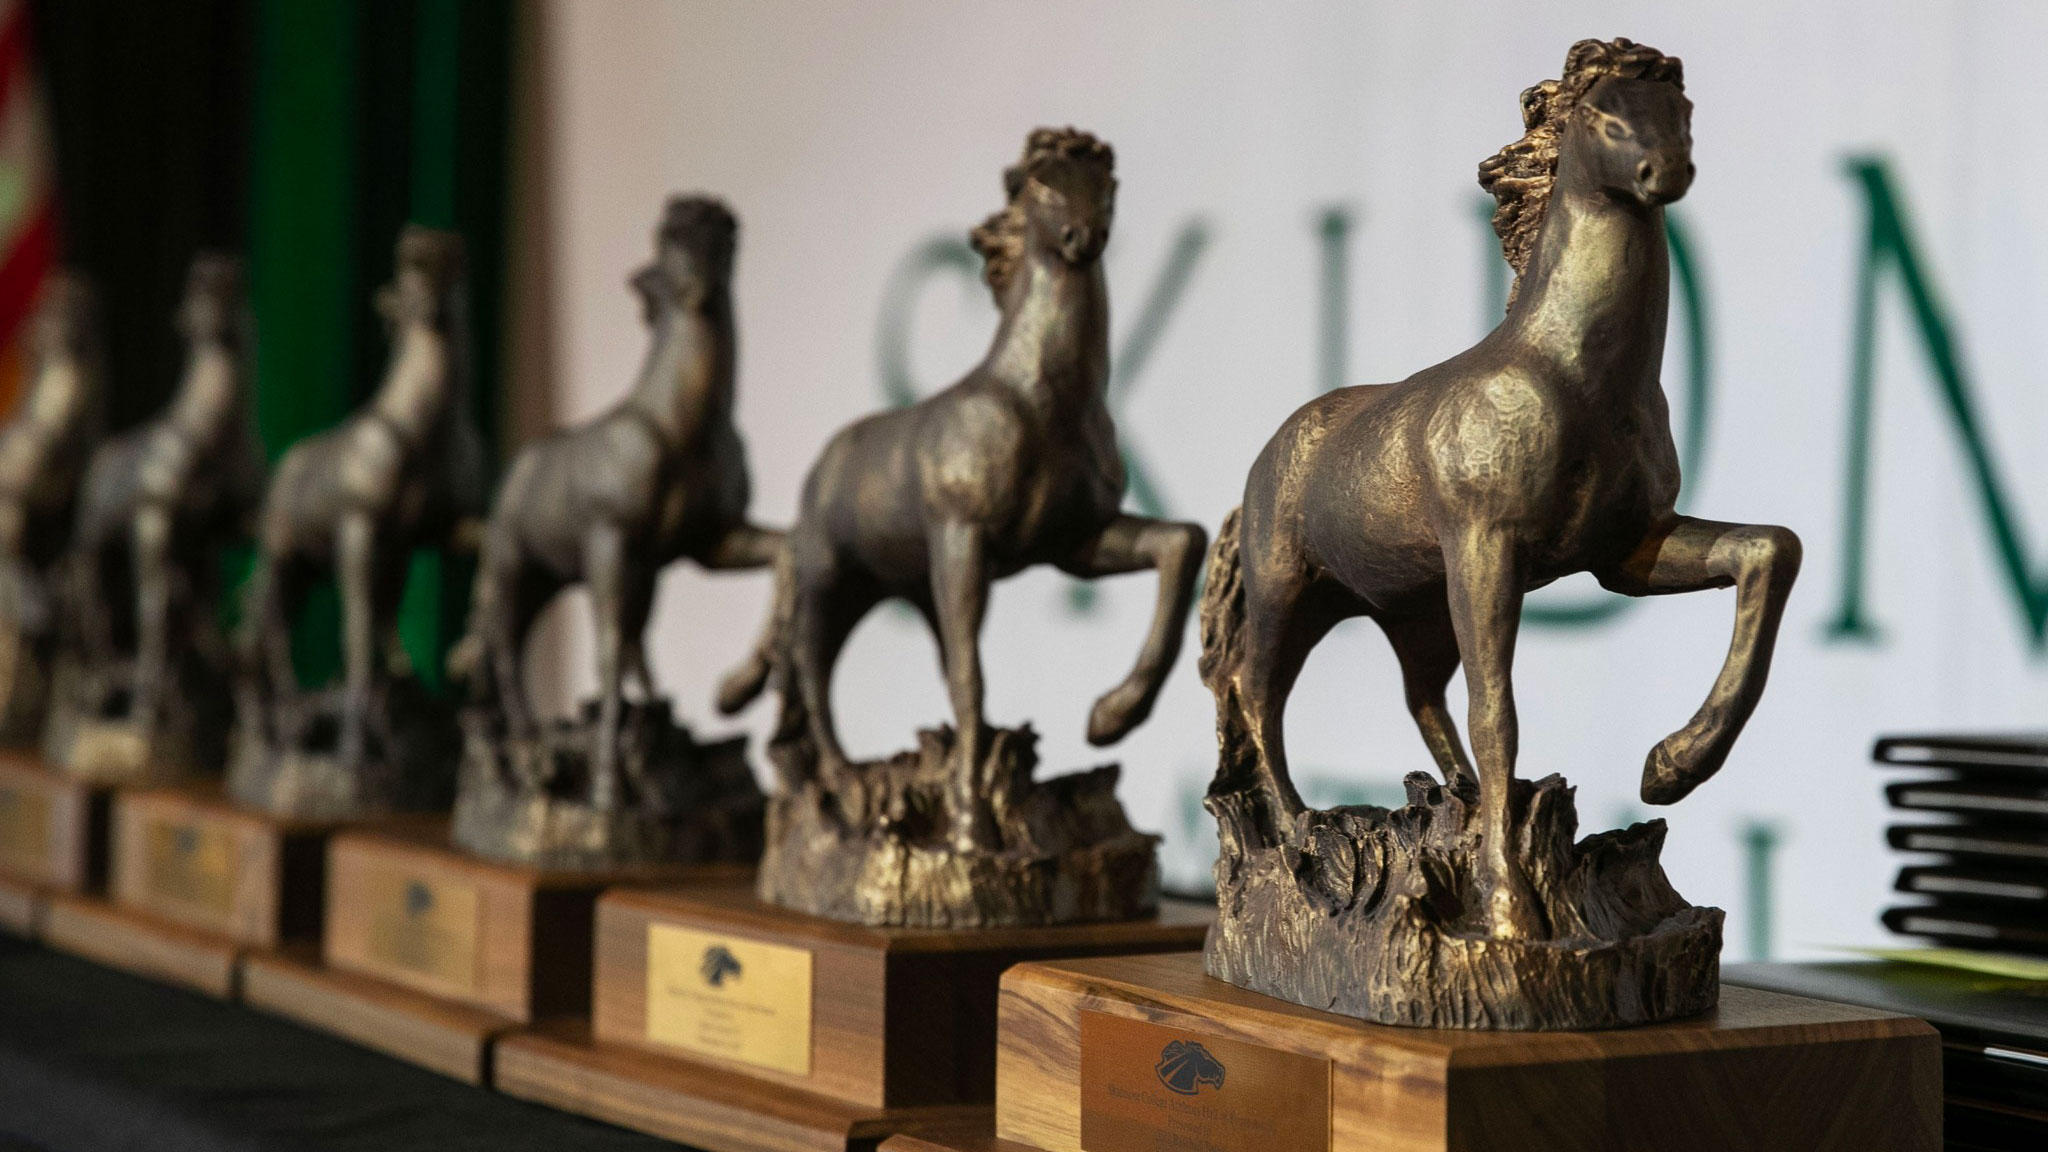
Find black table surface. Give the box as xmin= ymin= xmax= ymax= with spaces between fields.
xmin=0 ymin=932 xmax=685 ymax=1152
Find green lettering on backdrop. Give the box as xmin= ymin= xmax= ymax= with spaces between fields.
xmin=1827 ymin=157 xmax=2048 ymax=649
xmin=873 ymin=222 xmax=1211 ymax=612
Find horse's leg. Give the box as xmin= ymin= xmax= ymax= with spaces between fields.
xmin=1058 ymin=514 xmax=1206 ymax=746
xmin=787 ymin=559 xmax=874 ymax=782
xmin=1596 ymin=516 xmax=1802 ymax=805
xmin=130 ymin=506 xmax=174 ymax=731
xmin=1381 ymin=608 xmax=1478 ymax=794
xmin=1234 ymin=564 xmax=1333 ymax=820
xmin=583 ymin=522 xmax=627 ymax=812
xmin=616 ymin=563 xmax=657 ymax=793
xmin=928 ymin=518 xmax=993 ymax=852
xmin=715 ymin=542 xmax=792 ymax=715
xmin=1443 ymin=525 xmax=1544 ymax=940
xmin=336 ymin=511 xmax=378 ymax=771
xmin=703 ymin=522 xmax=785 ymax=572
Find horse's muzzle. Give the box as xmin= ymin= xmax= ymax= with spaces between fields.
xmin=1634 ymin=154 xmax=1695 ymax=206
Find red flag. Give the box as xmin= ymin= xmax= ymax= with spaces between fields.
xmin=0 ymin=0 xmax=55 ymax=417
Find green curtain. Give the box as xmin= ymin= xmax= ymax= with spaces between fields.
xmin=248 ymin=0 xmax=509 ymax=690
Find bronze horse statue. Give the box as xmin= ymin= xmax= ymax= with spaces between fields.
xmin=240 ymin=227 xmax=485 ymax=781
xmin=1204 ymin=39 xmax=1800 ymax=943
xmin=65 ymin=254 xmax=261 ymax=742
xmin=454 ymin=196 xmax=780 ymax=813
xmin=0 ymin=273 xmax=105 ymax=737
xmin=722 ymin=128 xmax=1206 ymax=857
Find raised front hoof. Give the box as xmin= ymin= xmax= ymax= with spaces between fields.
xmin=1640 ymin=740 xmax=1713 ymax=806
xmin=1086 ymin=679 xmax=1154 ymax=747
xmin=713 ymin=656 xmax=768 ymax=716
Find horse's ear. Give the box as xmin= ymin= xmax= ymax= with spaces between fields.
xmin=630 ymin=265 xmax=667 ymax=323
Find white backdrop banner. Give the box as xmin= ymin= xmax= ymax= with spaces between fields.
xmin=530 ymin=0 xmax=2048 ymax=959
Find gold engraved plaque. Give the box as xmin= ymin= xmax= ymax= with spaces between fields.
xmin=144 ymin=818 xmax=238 ymax=916
xmin=0 ymin=783 xmax=49 ymax=875
xmin=362 ymin=867 xmax=480 ymax=996
xmin=645 ymin=923 xmax=812 ymax=1076
xmin=1080 ymin=1011 xmax=1330 ymax=1152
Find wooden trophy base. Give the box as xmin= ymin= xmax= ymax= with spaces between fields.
xmin=882 ymin=951 xmax=1942 ymax=1152
xmin=0 ymin=750 xmax=110 ymax=924
xmin=41 ymin=890 xmax=241 ymax=996
xmin=492 ymin=883 xmax=1213 ymax=1152
xmin=41 ymin=782 xmax=336 ymax=997
xmin=243 ymin=944 xmax=517 ymax=1083
xmin=241 ymin=820 xmax=742 ymax=1082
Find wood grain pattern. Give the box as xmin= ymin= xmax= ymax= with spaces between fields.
xmin=993 ymin=952 xmax=1943 ymax=1152
xmin=496 ymin=1019 xmax=988 ymax=1152
xmin=323 ymin=822 xmax=743 ymax=1022
xmin=241 ymin=945 xmax=514 ymax=1084
xmin=0 ymin=751 xmax=106 ymax=892
xmin=40 ymin=892 xmax=239 ymax=997
xmin=590 ymin=883 xmax=1213 ymax=1110
xmin=0 ymin=871 xmax=42 ymax=934
xmin=110 ymin=783 xmax=330 ymax=948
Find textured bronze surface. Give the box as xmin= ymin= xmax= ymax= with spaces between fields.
xmin=1200 ymin=39 xmax=1798 ymax=1028
xmin=0 ymin=275 xmax=105 ymax=745
xmin=448 ymin=197 xmax=771 ymax=869
xmin=724 ymin=129 xmax=1202 ymax=927
xmin=45 ymin=254 xmax=261 ymax=785
xmin=229 ymin=227 xmax=483 ymax=819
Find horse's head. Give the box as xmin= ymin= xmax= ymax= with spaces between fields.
xmin=1571 ymin=75 xmax=1693 ymax=207
xmin=378 ymin=225 xmax=467 ymax=331
xmin=973 ymin=127 xmax=1116 ymax=296
xmin=633 ymin=195 xmax=737 ymax=322
xmin=1479 ymin=39 xmax=1687 ymax=296
xmin=176 ymin=252 xmax=246 ymax=345
xmin=30 ymin=271 xmax=98 ymax=358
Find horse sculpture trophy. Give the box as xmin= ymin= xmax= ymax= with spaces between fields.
xmin=46 ymin=253 xmax=263 ymax=783
xmin=1200 ymin=38 xmax=1801 ymax=1029
xmin=0 ymin=273 xmax=106 ymax=745
xmin=448 ymin=196 xmax=769 ymax=869
xmin=722 ymin=128 xmax=1207 ymax=926
xmin=230 ymin=226 xmax=485 ymax=819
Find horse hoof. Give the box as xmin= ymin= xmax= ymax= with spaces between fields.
xmin=715 ymin=656 xmax=768 ymax=716
xmin=1640 ymin=742 xmax=1696 ymax=805
xmin=1086 ymin=682 xmax=1151 ymax=746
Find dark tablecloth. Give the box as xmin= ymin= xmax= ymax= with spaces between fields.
xmin=0 ymin=932 xmax=682 ymax=1152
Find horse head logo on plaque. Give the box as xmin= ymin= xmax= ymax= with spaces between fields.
xmin=1155 ymin=1039 xmax=1226 ymax=1096
xmin=699 ymin=944 xmax=743 ymax=987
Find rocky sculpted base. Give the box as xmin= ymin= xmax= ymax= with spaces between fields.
xmin=452 ymin=699 xmax=763 ymax=870
xmin=1205 ymin=771 xmax=1722 ymax=1031
xmin=758 ymin=724 xmax=1160 ymax=929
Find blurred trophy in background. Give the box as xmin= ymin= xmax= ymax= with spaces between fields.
xmin=0 ymin=273 xmax=105 ymax=746
xmin=720 ymin=128 xmax=1206 ymax=927
xmin=228 ymin=226 xmax=484 ymax=820
xmin=447 ymin=195 xmax=768 ymax=869
xmin=45 ymin=253 xmax=262 ymax=784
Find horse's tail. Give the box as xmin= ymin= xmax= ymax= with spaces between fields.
xmin=715 ymin=541 xmax=794 ymax=715
xmin=1196 ymin=506 xmax=1259 ymax=798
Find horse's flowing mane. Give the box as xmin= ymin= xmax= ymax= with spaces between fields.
xmin=1478 ymin=38 xmax=1683 ymax=305
xmin=660 ymin=195 xmax=738 ymax=270
xmin=970 ymin=127 xmax=1115 ymax=297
